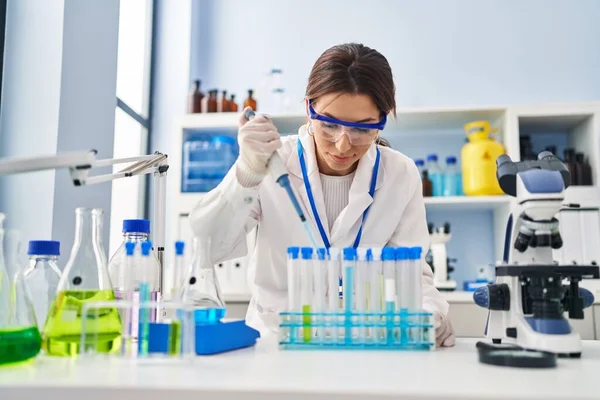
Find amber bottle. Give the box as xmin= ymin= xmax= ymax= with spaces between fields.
xmin=188 ymin=79 xmax=203 ymax=113
xmin=575 ymin=152 xmax=593 ymax=185
xmin=243 ymin=89 xmax=257 ymax=111
xmin=422 ymin=170 xmax=433 ymax=197
xmin=207 ymin=90 xmax=218 ymax=113
xmin=221 ymin=90 xmax=230 ymax=112
xmin=230 ymin=94 xmax=238 ymax=112
xmin=563 ymin=149 xmax=578 ymax=186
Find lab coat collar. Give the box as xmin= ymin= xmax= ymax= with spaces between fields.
xmin=288 ymin=125 xmax=387 ymax=246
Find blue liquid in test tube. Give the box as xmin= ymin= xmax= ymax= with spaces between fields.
xmin=342 ymin=248 xmax=356 ymax=344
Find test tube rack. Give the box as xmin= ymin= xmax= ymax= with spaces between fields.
xmin=278 ymin=310 xmax=434 ymax=350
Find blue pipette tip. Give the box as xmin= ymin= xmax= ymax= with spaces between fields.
xmin=316 ymin=248 xmax=327 ymax=261
xmin=287 ymin=246 xmax=300 ymax=258
xmin=175 ymin=241 xmax=185 ymax=256
xmin=141 ymin=240 xmax=152 ymax=256
xmin=300 ymin=247 xmax=313 ymax=260
xmin=125 ymin=241 xmax=136 ymax=256
xmin=343 ymin=247 xmax=356 ymax=261
xmin=382 ymin=247 xmax=395 ymax=261
xmin=396 ymin=247 xmax=410 ymax=261
xmin=409 ymin=246 xmax=422 ymax=260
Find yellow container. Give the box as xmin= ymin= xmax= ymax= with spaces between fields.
xmin=461 ymin=121 xmax=506 ymax=196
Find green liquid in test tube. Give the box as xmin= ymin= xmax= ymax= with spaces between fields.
xmin=300 ymin=247 xmax=313 ymax=343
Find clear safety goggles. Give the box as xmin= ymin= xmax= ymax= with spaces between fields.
xmin=308 ymin=100 xmax=387 ymax=146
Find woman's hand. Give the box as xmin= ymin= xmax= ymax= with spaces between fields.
xmin=236 ymin=107 xmax=282 ymax=179
xmin=434 ymin=312 xmax=456 ymax=347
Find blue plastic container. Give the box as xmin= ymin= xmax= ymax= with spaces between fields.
xmin=195 ymin=320 xmax=260 ymax=355
xmin=443 ymin=156 xmax=463 ymax=196
xmin=182 ymin=135 xmax=238 ymax=192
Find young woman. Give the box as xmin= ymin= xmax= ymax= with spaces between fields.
xmin=190 ymin=43 xmax=455 ymax=347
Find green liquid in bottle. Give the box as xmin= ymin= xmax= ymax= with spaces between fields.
xmin=42 ymin=289 xmax=123 ymax=356
xmin=0 ymin=326 xmax=42 ymax=366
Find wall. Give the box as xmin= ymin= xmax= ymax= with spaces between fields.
xmin=184 ymin=0 xmax=600 ymax=286
xmin=0 ymin=0 xmax=119 ymax=269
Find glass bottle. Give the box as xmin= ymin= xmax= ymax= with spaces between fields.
xmin=443 ymin=156 xmax=463 ymax=196
xmin=422 ymin=170 xmax=433 ymax=197
xmin=575 ymin=152 xmax=592 ymax=186
xmin=188 ymin=79 xmax=203 ymax=113
xmin=414 ymin=159 xmax=425 ymax=178
xmin=42 ymin=208 xmax=122 ymax=357
xmin=426 ymin=154 xmax=444 ymax=197
xmin=0 ymin=217 xmax=42 ymax=366
xmin=563 ymin=149 xmax=578 ymax=186
xmin=207 ymin=90 xmax=218 ymax=113
xmin=243 ymin=89 xmax=257 ymax=111
xmin=23 ymin=240 xmax=62 ymax=330
xmin=180 ymin=236 xmax=226 ymax=324
xmin=229 ymin=94 xmax=238 ymax=112
xmin=108 ymin=219 xmax=160 ymax=306
xmin=221 ymin=90 xmax=230 ymax=112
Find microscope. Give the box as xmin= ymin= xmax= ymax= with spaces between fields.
xmin=474 ymin=151 xmax=599 ymax=357
xmin=427 ymin=222 xmax=457 ymax=291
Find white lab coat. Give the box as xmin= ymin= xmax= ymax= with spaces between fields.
xmin=189 ymin=125 xmax=449 ymax=335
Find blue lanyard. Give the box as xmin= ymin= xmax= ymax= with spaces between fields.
xmin=297 ymin=138 xmax=380 ymax=249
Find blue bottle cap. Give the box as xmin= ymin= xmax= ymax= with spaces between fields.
xmin=446 ymin=156 xmax=457 ymax=164
xmin=123 ymin=219 xmax=150 ymax=234
xmin=300 ymin=247 xmax=313 ymax=260
xmin=141 ymin=241 xmax=152 ymax=256
xmin=316 ymin=248 xmax=327 ymax=261
xmin=343 ymin=247 xmax=357 ymax=261
xmin=175 ymin=241 xmax=185 ymax=256
xmin=414 ymin=159 xmax=425 ymax=167
xmin=27 ymin=240 xmax=60 ymax=256
xmin=287 ymin=246 xmax=300 ymax=259
xmin=366 ymin=248 xmax=373 ymax=262
xmin=396 ymin=247 xmax=410 ymax=260
xmin=426 ymin=154 xmax=438 ymax=162
xmin=381 ymin=247 xmax=395 ymax=261
xmin=125 ymin=242 xmax=136 ymax=256
xmin=409 ymin=246 xmax=422 ymax=260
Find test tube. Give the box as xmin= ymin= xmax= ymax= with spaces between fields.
xmin=286 ymin=246 xmax=300 ymax=343
xmin=408 ymin=247 xmax=423 ymax=311
xmin=368 ymin=248 xmax=383 ymax=342
xmin=381 ymin=247 xmax=396 ymax=343
xmin=342 ymin=247 xmax=357 ymax=343
xmin=356 ymin=247 xmax=369 ymax=343
xmin=314 ymin=248 xmax=327 ymax=340
xmin=172 ymin=241 xmax=185 ymax=300
xmin=300 ymin=247 xmax=314 ymax=343
xmin=327 ymin=247 xmax=340 ymax=343
xmin=395 ymin=247 xmax=411 ymax=311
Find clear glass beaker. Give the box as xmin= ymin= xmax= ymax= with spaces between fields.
xmin=0 ymin=215 xmax=42 ymax=366
xmin=180 ymin=236 xmax=226 ymax=324
xmin=42 ymin=208 xmax=122 ymax=357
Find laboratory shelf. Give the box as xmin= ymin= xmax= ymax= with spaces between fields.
xmin=423 ymin=195 xmax=512 ymax=210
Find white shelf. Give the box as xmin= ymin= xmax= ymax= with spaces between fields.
xmin=181 ymin=112 xmax=306 ymax=134
xmin=424 ymin=195 xmax=511 ymax=211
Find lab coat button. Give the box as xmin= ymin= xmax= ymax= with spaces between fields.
xmin=244 ymin=196 xmax=254 ymax=204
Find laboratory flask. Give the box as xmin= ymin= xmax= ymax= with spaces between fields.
xmin=180 ymin=236 xmax=226 ymax=324
xmin=461 ymin=121 xmax=505 ymax=196
xmin=109 ymin=219 xmax=160 ymax=304
xmin=23 ymin=240 xmax=62 ymax=330
xmin=42 ymin=208 xmax=122 ymax=356
xmin=0 ymin=221 xmax=42 ymax=366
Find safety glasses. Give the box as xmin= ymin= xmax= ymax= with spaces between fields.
xmin=308 ymin=100 xmax=387 ymax=146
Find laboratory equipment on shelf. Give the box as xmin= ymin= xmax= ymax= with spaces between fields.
xmin=427 ymin=222 xmax=457 ymax=291
xmin=461 ymin=120 xmax=505 ymax=196
xmin=229 ymin=94 xmax=238 ymax=112
xmin=42 ymin=208 xmax=122 ymax=357
xmin=574 ymin=152 xmax=592 ymax=185
xmin=0 ymin=216 xmax=43 ymax=366
xmin=182 ymin=134 xmax=238 ymax=193
xmin=426 ymin=154 xmax=444 ymax=197
xmin=23 ymin=240 xmax=62 ymax=330
xmin=279 ymin=246 xmax=434 ymax=350
xmin=243 ymin=89 xmax=257 ymax=111
xmin=244 ymin=109 xmax=316 ymax=246
xmin=221 ymin=90 xmax=230 ymax=112
xmin=188 ymin=79 xmax=204 ymax=113
xmin=207 ymin=90 xmax=218 ymax=113
xmin=414 ymin=159 xmax=425 ymax=178
xmin=474 ymin=151 xmax=599 ymax=359
xmin=422 ymin=170 xmax=433 ymax=197
xmin=443 ymin=156 xmax=462 ymax=196
xmin=109 ymin=219 xmax=161 ymax=306
xmin=180 ymin=236 xmax=226 ymax=324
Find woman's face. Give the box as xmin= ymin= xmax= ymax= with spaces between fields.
xmin=309 ymin=93 xmax=380 ymax=176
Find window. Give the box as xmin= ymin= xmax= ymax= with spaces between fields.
xmin=109 ymin=0 xmax=154 ymax=255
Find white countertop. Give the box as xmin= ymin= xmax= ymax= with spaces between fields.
xmin=1 ymin=337 xmax=599 ymax=400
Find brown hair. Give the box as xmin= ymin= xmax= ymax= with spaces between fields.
xmin=305 ymin=43 xmax=396 ymax=147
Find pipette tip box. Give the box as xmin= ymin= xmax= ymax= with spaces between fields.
xmin=278 ymin=310 xmax=435 ymax=351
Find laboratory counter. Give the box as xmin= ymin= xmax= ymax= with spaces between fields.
xmin=1 ymin=337 xmax=599 ymax=400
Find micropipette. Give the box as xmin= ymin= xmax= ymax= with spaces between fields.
xmin=244 ymin=109 xmax=317 ymax=247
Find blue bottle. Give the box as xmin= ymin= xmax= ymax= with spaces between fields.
xmin=414 ymin=159 xmax=425 ymax=178
xmin=426 ymin=154 xmax=444 ymax=197
xmin=443 ymin=156 xmax=462 ymax=196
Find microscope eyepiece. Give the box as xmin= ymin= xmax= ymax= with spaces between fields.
xmin=538 ymin=150 xmax=555 ymax=161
